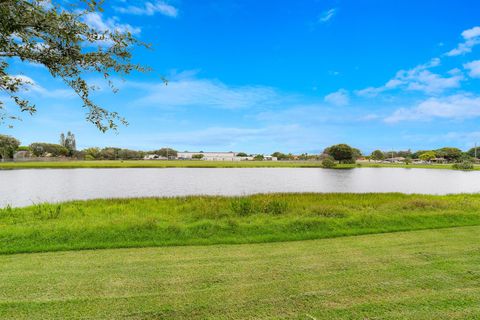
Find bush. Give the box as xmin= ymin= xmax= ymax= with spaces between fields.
xmin=263 ymin=199 xmax=288 ymax=215
xmin=452 ymin=161 xmax=474 ymax=170
xmin=231 ymin=197 xmax=288 ymax=216
xmin=341 ymin=158 xmax=356 ymax=164
xmin=231 ymin=198 xmax=255 ymax=216
xmin=29 ymin=143 xmax=68 ymax=157
xmin=271 ymin=152 xmax=289 ymax=160
xmin=253 ymin=154 xmax=264 ymax=161
xmin=321 ymin=158 xmax=336 ymax=168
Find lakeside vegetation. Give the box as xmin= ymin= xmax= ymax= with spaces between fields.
xmin=1 ymin=226 xmax=480 ymax=319
xmin=0 ymin=159 xmax=478 ymax=170
xmin=1 ymin=134 xmax=478 ymax=170
xmin=2 ymin=193 xmax=480 ymax=254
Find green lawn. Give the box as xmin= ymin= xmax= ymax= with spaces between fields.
xmin=1 ymin=226 xmax=479 ymax=319
xmin=2 ymin=193 xmax=480 ymax=254
xmin=0 ymin=159 xmax=472 ymax=170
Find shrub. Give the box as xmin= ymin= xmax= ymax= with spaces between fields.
xmin=253 ymin=154 xmax=264 ymax=161
xmin=321 ymin=157 xmax=336 ymax=168
xmin=311 ymin=205 xmax=347 ymax=218
xmin=33 ymin=204 xmax=62 ymax=220
xmin=271 ymin=152 xmax=289 ymax=160
xmin=85 ymin=154 xmax=95 ymax=161
xmin=263 ymin=200 xmax=288 ymax=215
xmin=231 ymin=198 xmax=255 ymax=216
xmin=82 ymin=147 xmax=100 ymax=160
xmin=29 ymin=143 xmax=68 ymax=157
xmin=452 ymin=160 xmax=474 ymax=170
xmin=341 ymin=158 xmax=356 ymax=164
xmin=401 ymin=199 xmax=446 ymax=210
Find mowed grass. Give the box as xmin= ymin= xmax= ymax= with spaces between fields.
xmin=2 ymin=193 xmax=480 ymax=254
xmin=1 ymin=226 xmax=480 ymax=319
xmin=0 ymin=159 xmax=472 ymax=170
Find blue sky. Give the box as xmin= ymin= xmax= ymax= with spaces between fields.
xmin=4 ymin=0 xmax=480 ymax=154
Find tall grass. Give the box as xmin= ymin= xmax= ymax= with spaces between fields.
xmin=2 ymin=193 xmax=480 ymax=254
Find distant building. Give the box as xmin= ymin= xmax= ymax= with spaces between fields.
xmin=384 ymin=157 xmax=406 ymax=163
xmin=13 ymin=151 xmax=29 ymax=160
xmin=177 ymin=152 xmax=250 ymax=161
xmin=264 ymin=156 xmax=278 ymax=161
xmin=143 ymin=154 xmax=168 ymax=160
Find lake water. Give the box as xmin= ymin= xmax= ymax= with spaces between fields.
xmin=1 ymin=167 xmax=480 ymax=208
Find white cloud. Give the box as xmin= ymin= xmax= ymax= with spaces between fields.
xmin=356 ymin=27 xmax=480 ymax=101
xmin=354 ymin=86 xmax=383 ymax=98
xmin=146 ymin=126 xmax=295 ymax=146
xmin=319 ymin=8 xmax=336 ymax=23
xmin=446 ymin=26 xmax=480 ymax=56
xmin=462 ymin=26 xmax=480 ymax=39
xmin=11 ymin=75 xmax=35 ymax=86
xmin=358 ymin=114 xmax=380 ymax=121
xmin=11 ymin=75 xmax=74 ymax=99
xmin=133 ymin=78 xmax=280 ymax=109
xmin=356 ymin=58 xmax=463 ymax=96
xmin=401 ymin=69 xmax=463 ymax=94
xmin=324 ymin=89 xmax=349 ymax=106
xmin=83 ymin=12 xmax=141 ymax=35
xmin=254 ymin=103 xmax=380 ymax=126
xmin=385 ymin=94 xmax=480 ymax=123
xmin=114 ymin=1 xmax=178 ymax=17
xmin=124 ymin=124 xmax=324 ymax=153
xmin=464 ymin=60 xmax=480 ymax=78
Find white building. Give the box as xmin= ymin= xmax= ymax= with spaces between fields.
xmin=177 ymin=152 xmax=248 ymax=161
xmin=264 ymin=156 xmax=278 ymax=161
xmin=143 ymin=154 xmax=168 ymax=160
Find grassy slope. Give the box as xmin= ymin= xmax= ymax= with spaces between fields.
xmin=0 ymin=159 xmax=470 ymax=170
xmin=1 ymin=226 xmax=479 ymax=319
xmin=2 ymin=193 xmax=480 ymax=254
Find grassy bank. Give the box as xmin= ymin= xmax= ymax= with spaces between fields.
xmin=2 ymin=193 xmax=480 ymax=254
xmin=0 ymin=159 xmax=471 ymax=170
xmin=1 ymin=226 xmax=480 ymax=319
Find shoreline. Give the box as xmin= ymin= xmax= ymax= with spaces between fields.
xmin=2 ymin=193 xmax=480 ymax=255
xmin=0 ymin=160 xmax=475 ymax=170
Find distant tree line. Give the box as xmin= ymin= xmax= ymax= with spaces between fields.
xmin=0 ymin=133 xmax=179 ymax=161
xmin=367 ymin=147 xmax=473 ymax=163
xmin=1 ymin=133 xmax=479 ymax=165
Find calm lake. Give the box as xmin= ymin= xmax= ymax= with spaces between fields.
xmin=1 ymin=167 xmax=480 ymax=208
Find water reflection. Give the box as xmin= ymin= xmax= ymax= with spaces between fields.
xmin=1 ymin=168 xmax=479 ymax=207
